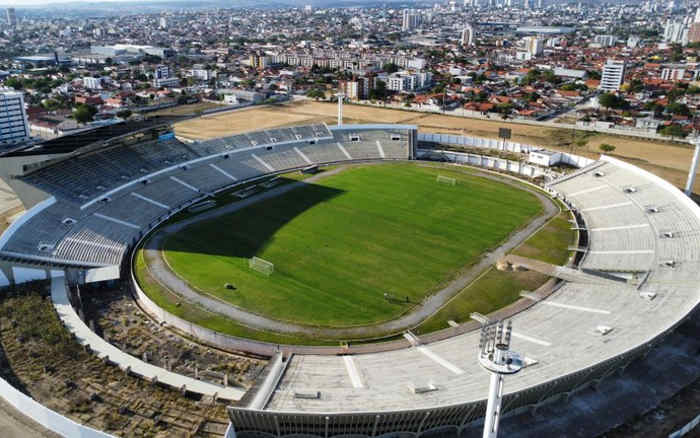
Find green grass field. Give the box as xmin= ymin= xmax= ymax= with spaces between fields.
xmin=159 ymin=163 xmax=542 ymax=328
xmin=415 ymin=209 xmax=575 ymax=334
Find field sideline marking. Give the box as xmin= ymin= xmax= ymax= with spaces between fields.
xmin=337 ymin=142 xmax=353 ymax=159
xmin=376 ymin=140 xmax=386 ymax=158
xmin=169 ymin=176 xmax=200 ymax=192
xmin=131 ymin=192 xmax=170 ymax=209
xmin=343 ymin=356 xmax=365 ymax=388
xmin=94 ymin=213 xmax=140 ymax=230
xmin=251 ymin=153 xmax=275 ymax=172
xmin=581 ymin=201 xmax=632 ymax=212
xmin=416 ymin=346 xmax=465 ymax=375
xmin=294 ymin=147 xmax=313 ymax=165
xmin=209 ymin=163 xmax=238 ymax=181
xmin=511 ymin=331 xmax=552 ymax=347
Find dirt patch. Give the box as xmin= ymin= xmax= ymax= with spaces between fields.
xmin=173 ymin=101 xmax=700 ymax=192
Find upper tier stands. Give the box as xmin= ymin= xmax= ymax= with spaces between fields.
xmin=0 ymin=124 xmax=412 ymax=267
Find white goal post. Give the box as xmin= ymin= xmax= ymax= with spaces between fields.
xmin=436 ymin=175 xmax=457 ymax=186
xmin=249 ymin=257 xmax=274 ymax=276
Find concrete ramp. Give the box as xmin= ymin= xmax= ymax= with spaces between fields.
xmin=500 ymin=255 xmax=633 ymax=287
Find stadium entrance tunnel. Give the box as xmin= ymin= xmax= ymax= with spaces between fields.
xmin=144 ymin=179 xmax=345 ymax=260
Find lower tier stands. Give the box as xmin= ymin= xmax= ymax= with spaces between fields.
xmin=0 ymin=125 xmax=413 ymax=267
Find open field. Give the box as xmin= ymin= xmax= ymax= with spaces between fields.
xmin=173 ymin=105 xmax=321 ymax=139
xmin=160 ymin=163 xmax=542 ymax=328
xmin=148 ymin=101 xmax=223 ymax=117
xmin=174 ymin=100 xmax=700 ymax=192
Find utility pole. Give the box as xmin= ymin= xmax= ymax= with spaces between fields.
xmin=336 ymin=92 xmax=345 ymax=127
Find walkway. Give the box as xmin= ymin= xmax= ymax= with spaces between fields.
xmin=0 ymin=397 xmax=61 ymax=438
xmin=502 ymin=254 xmax=634 ymax=287
xmin=49 ymin=273 xmax=245 ymax=401
xmin=143 ymin=163 xmax=559 ymax=339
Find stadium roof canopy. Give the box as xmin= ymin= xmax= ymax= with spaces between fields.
xmin=2 ymin=117 xmax=180 ymax=158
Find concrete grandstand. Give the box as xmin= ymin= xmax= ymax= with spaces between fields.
xmin=0 ymin=121 xmax=698 ymax=438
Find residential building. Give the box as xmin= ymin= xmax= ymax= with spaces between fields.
xmin=593 ymin=35 xmax=617 ymax=47
xmin=599 ymin=59 xmax=626 ymax=91
xmin=6 ymin=7 xmax=16 ymax=27
xmin=461 ymin=25 xmax=475 ymax=46
xmin=401 ymin=9 xmax=421 ymax=32
xmin=339 ymin=80 xmax=360 ymax=99
xmin=0 ymin=88 xmax=30 ymax=147
xmin=153 ymin=64 xmax=179 ymax=88
xmin=523 ymin=36 xmax=544 ymax=57
xmin=661 ymin=67 xmax=686 ymax=81
xmin=83 ymin=76 xmax=105 ymax=90
xmin=689 ymin=22 xmax=700 ymax=43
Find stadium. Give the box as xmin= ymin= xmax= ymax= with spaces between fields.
xmin=0 ymin=113 xmax=699 ymax=438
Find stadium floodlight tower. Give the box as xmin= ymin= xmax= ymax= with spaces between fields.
xmin=336 ymin=92 xmax=345 ymax=126
xmin=478 ymin=319 xmax=523 ymax=438
xmin=685 ymin=132 xmax=700 ymax=196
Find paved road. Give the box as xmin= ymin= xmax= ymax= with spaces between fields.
xmin=144 ymin=163 xmax=558 ymax=339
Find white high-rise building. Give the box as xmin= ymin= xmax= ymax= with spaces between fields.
xmin=5 ymin=8 xmax=16 ymax=28
xmin=627 ymin=35 xmax=641 ymax=48
xmin=599 ymin=59 xmax=626 ymax=92
xmin=0 ymin=88 xmax=30 ymax=147
xmin=461 ymin=25 xmax=475 ymax=46
xmin=153 ymin=64 xmax=179 ymax=88
xmin=523 ymin=36 xmax=544 ymax=56
xmin=664 ymin=19 xmax=688 ymax=44
xmin=401 ymin=9 xmax=421 ymax=31
xmin=159 ymin=16 xmax=168 ymax=29
xmin=594 ymin=35 xmax=617 ymax=47
xmin=662 ymin=68 xmax=686 ymax=81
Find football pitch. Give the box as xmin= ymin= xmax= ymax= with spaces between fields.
xmin=161 ymin=163 xmax=542 ymax=328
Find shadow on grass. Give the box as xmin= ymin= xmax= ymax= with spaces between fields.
xmin=144 ymin=178 xmax=346 ymax=260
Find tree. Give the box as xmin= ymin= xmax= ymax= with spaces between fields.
xmin=666 ymin=102 xmax=691 ymax=116
xmin=369 ymin=80 xmax=387 ymax=101
xmin=306 ymin=88 xmax=325 ymax=100
xmin=117 ymin=109 xmax=132 ymax=119
xmin=73 ymin=104 xmax=97 ymax=124
xmin=660 ymin=124 xmax=687 ymax=138
xmin=599 ymin=143 xmax=616 ymax=152
xmin=382 ymin=62 xmax=399 ymax=74
xmin=598 ymin=92 xmax=619 ymax=109
xmin=598 ymin=93 xmax=627 ymax=110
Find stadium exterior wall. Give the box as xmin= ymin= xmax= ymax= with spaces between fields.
xmin=416 ymin=149 xmax=549 ymax=179
xmin=417 ymin=133 xmax=595 ymax=168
